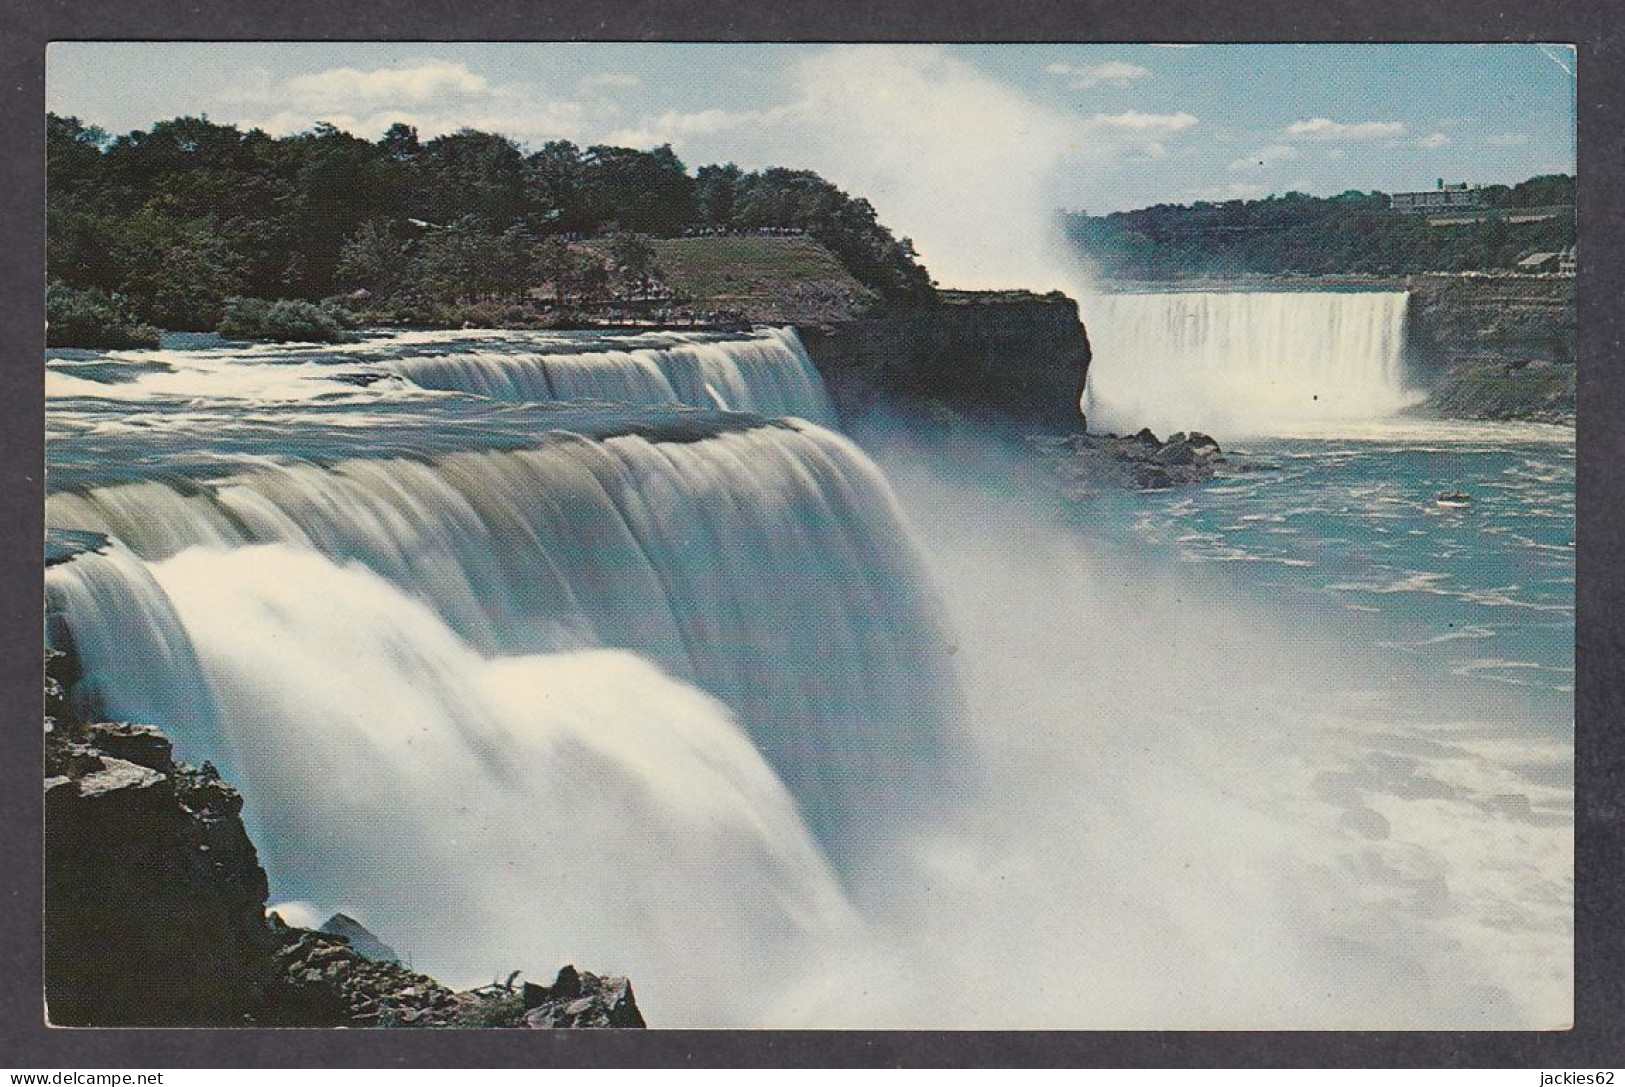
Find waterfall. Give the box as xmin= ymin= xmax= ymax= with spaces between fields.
xmin=44 ymin=320 xmax=959 ymax=1019
xmin=388 ymin=326 xmax=838 ymax=427
xmin=46 ymin=421 xmax=957 ymax=860
xmin=46 ymin=540 xmax=859 ymax=1024
xmin=1081 ymin=291 xmax=1417 ymax=437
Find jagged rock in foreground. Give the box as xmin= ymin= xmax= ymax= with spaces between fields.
xmin=43 ymin=649 xmax=645 ymax=1028
xmin=320 ymin=912 xmax=401 ymax=964
xmin=268 ymin=921 xmax=465 ymax=1026
xmin=520 ymin=965 xmax=646 ymax=1029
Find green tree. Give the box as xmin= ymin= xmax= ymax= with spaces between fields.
xmin=581 ymin=144 xmax=698 ymax=234
xmin=525 ymin=140 xmax=594 ymax=232
xmin=605 ymin=232 xmax=660 ymax=294
xmin=407 ymin=215 xmax=529 ymax=304
xmin=415 ymin=130 xmax=529 ymax=229
xmin=283 ymin=123 xmax=405 ymax=298
xmin=694 ymin=163 xmax=742 ymax=227
xmin=337 ymin=220 xmax=415 ymax=298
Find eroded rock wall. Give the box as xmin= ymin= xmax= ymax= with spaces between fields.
xmin=799 ymin=290 xmax=1091 ymax=430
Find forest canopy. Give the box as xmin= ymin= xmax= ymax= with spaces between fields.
xmin=1064 ymin=177 xmax=1575 ymax=280
xmin=46 ymin=113 xmax=935 ymax=333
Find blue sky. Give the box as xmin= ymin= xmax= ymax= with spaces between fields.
xmin=47 ymin=43 xmax=1576 ymax=287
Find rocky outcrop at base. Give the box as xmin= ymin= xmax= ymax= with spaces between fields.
xmin=521 ymin=965 xmax=646 ymax=1029
xmin=268 ymin=921 xmax=465 ymax=1026
xmin=1030 ymin=428 xmax=1239 ymax=493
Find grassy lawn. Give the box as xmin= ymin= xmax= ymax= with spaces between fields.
xmin=640 ymin=236 xmax=877 ymax=322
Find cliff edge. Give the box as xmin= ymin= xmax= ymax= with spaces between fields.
xmin=799 ymin=289 xmax=1092 ymax=430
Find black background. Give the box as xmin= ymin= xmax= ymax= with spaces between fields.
xmin=3 ymin=0 xmax=1620 ymax=1068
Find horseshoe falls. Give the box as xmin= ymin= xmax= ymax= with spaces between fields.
xmin=1082 ymin=291 xmax=1418 ymax=437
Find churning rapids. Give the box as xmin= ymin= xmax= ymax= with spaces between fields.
xmin=44 ymin=313 xmax=1572 ymax=1029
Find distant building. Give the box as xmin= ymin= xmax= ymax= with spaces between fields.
xmin=1389 ymin=180 xmax=1488 ymax=214
xmin=1517 ymin=251 xmax=1561 ymax=271
xmin=1514 ymin=246 xmax=1577 ymax=275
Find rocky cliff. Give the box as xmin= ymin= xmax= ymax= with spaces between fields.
xmin=44 ymin=679 xmax=279 ymax=1026
xmin=1406 ymin=274 xmax=1575 ymax=422
xmin=798 ymin=289 xmax=1091 ymax=429
xmin=43 ymin=647 xmax=645 ymax=1029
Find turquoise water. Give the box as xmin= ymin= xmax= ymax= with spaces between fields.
xmin=45 ymin=327 xmax=1576 ymax=1027
xmin=1117 ymin=432 xmax=1575 ymax=707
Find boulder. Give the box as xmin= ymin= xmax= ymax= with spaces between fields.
xmin=521 ymin=965 xmax=646 ymax=1029
xmin=268 ymin=923 xmax=462 ymax=1027
xmin=321 ymin=912 xmax=401 ymax=965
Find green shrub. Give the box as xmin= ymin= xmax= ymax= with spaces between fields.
xmin=46 ymin=282 xmax=162 ymax=348
xmin=451 ymin=992 xmax=526 ymax=1028
xmin=218 ymin=297 xmax=352 ymax=343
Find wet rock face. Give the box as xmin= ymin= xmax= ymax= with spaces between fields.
xmin=520 ymin=965 xmax=646 ymax=1029
xmin=44 ymin=720 xmax=275 ymax=1026
xmin=1408 ymin=276 xmax=1575 ymax=423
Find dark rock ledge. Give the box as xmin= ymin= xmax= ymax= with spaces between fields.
xmin=44 ymin=647 xmax=644 ymax=1029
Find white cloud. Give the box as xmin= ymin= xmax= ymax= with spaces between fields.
xmin=1185 ymin=180 xmax=1272 ymax=202
xmin=1089 ymin=110 xmax=1198 ymax=133
xmin=285 ymin=62 xmax=490 ymax=105
xmin=229 ymin=59 xmax=597 ymax=145
xmin=1227 ymin=144 xmax=1300 ymax=171
xmin=1419 ymin=132 xmax=1452 ymax=149
xmin=1487 ymin=132 xmax=1530 ymax=147
xmin=579 ymin=73 xmax=642 ymax=92
xmin=1044 ymin=61 xmax=1151 ymax=89
xmin=1284 ymin=117 xmax=1407 ymax=140
xmin=606 ymin=106 xmax=786 ymax=147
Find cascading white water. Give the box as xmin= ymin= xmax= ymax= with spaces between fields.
xmin=45 ymin=321 xmax=927 ymax=1022
xmin=46 ymin=422 xmax=957 ymax=859
xmin=46 ymin=317 xmax=1568 ymax=1029
xmin=388 ymin=326 xmax=839 ymax=427
xmin=1082 ymin=291 xmax=1418 ymax=437
xmin=45 ymin=540 xmax=861 ymax=1025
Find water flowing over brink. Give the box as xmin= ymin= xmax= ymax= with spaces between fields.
xmin=1082 ymin=291 xmax=1417 ymax=437
xmin=45 ymin=328 xmax=952 ymax=1019
xmin=388 ymin=325 xmax=838 ymax=425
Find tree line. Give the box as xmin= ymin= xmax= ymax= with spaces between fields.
xmin=47 ymin=113 xmax=934 ymax=338
xmin=1063 ymin=176 xmax=1576 ymax=281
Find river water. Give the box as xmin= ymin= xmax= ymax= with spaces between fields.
xmin=44 ymin=324 xmax=1573 ymax=1029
